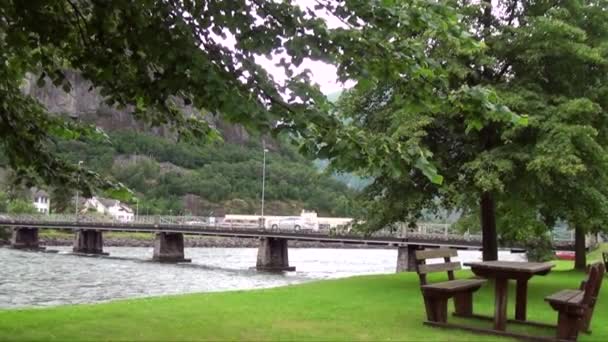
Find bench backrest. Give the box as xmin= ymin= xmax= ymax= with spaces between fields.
xmin=580 ymin=262 xmax=606 ymax=307
xmin=578 ymin=263 xmax=605 ymax=331
xmin=580 ymin=263 xmax=605 ymax=307
xmin=414 ymin=248 xmax=460 ymax=286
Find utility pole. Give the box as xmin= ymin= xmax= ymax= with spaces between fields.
xmin=75 ymin=160 xmax=83 ymax=221
xmin=261 ymin=143 xmax=269 ymax=227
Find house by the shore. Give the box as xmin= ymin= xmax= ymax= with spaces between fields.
xmin=31 ymin=188 xmax=50 ymax=215
xmin=83 ymin=196 xmax=134 ymax=222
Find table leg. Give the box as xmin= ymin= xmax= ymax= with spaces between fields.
xmin=494 ymin=278 xmax=509 ymax=331
xmin=515 ymin=278 xmax=528 ymax=321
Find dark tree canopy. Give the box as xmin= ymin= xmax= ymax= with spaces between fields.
xmin=0 ymin=0 xmax=480 ymax=200
xmin=1 ymin=0 xmax=339 ymax=197
xmin=313 ymin=0 xmax=608 ymax=261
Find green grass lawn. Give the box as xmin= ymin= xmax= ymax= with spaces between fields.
xmin=588 ymin=243 xmax=608 ymax=262
xmin=0 ymin=252 xmax=606 ymax=341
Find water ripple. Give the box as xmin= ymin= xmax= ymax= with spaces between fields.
xmin=0 ymin=246 xmax=523 ymax=308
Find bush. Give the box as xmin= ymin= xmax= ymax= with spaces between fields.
xmin=525 ymin=237 xmax=554 ymax=262
xmin=7 ymin=199 xmax=37 ymax=214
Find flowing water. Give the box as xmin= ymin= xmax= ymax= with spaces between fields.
xmin=0 ymin=247 xmax=525 ymax=309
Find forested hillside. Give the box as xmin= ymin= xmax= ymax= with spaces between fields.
xmin=46 ymin=131 xmax=357 ymax=217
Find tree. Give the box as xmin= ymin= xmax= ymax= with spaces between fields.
xmin=7 ymin=198 xmax=36 ymax=214
xmin=1 ymin=0 xmax=338 ymax=197
xmin=50 ymin=186 xmax=76 ymax=214
xmin=310 ymin=0 xmax=608 ymax=262
xmin=471 ymin=0 xmax=608 ymax=265
xmin=2 ymin=1 xmax=491 ymax=222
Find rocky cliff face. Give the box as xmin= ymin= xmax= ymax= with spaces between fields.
xmin=23 ymin=71 xmax=252 ymax=144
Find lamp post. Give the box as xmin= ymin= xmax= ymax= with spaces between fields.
xmin=261 ymin=144 xmax=269 ymax=226
xmin=75 ymin=160 xmax=83 ymax=221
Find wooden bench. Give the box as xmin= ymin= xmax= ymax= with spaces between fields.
xmin=545 ymin=263 xmax=605 ymax=341
xmin=415 ymin=248 xmax=486 ymax=323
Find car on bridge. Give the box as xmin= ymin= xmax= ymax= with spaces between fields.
xmin=269 ymin=217 xmax=318 ymax=231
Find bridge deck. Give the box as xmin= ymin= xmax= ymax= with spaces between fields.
xmin=0 ymin=215 xmax=527 ymax=251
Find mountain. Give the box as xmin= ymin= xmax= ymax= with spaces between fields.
xmin=23 ymin=71 xmax=254 ymax=145
xmin=8 ymin=72 xmax=359 ymax=217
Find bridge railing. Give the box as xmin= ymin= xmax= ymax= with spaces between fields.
xmin=0 ymin=213 xmax=577 ymax=243
xmin=369 ymin=223 xmax=482 ymax=242
xmin=0 ymin=213 xmax=408 ymax=239
xmin=0 ymin=213 xmax=479 ymax=242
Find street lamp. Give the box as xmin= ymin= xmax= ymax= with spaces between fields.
xmin=75 ymin=160 xmax=83 ymax=221
xmin=261 ymin=144 xmax=269 ymax=225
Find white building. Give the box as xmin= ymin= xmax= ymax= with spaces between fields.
xmin=83 ymin=196 xmax=134 ymax=222
xmin=31 ymin=189 xmax=50 ymax=214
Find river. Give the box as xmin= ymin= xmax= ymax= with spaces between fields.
xmin=0 ymin=247 xmax=525 ymax=309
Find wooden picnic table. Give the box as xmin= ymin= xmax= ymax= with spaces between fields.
xmin=463 ymin=261 xmax=555 ymax=331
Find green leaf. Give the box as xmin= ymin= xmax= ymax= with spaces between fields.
xmin=103 ymin=185 xmax=134 ymax=203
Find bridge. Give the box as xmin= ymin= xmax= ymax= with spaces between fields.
xmin=0 ymin=214 xmax=542 ymax=272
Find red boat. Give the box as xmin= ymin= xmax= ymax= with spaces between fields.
xmin=555 ymin=251 xmax=575 ymax=260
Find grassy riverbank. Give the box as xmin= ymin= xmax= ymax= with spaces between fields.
xmin=0 ymin=254 xmax=606 ymax=341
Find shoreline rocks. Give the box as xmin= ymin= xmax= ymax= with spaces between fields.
xmin=38 ymin=235 xmax=391 ymax=249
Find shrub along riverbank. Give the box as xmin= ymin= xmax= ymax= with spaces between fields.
xmin=0 ymin=254 xmax=606 ymax=341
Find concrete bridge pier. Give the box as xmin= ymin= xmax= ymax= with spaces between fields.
xmin=153 ymin=232 xmax=191 ymax=263
xmin=73 ymin=230 xmax=107 ymax=255
xmin=10 ymin=227 xmax=43 ymax=250
xmin=396 ymin=245 xmax=419 ymax=272
xmin=256 ymin=237 xmax=295 ymax=272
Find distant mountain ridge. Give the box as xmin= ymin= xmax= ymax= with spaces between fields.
xmin=23 ymin=71 xmax=253 ymax=145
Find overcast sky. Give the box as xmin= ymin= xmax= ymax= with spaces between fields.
xmin=252 ymin=0 xmax=506 ymax=94
xmin=254 ymin=0 xmax=350 ymax=95
xmin=256 ymin=57 xmax=347 ymax=95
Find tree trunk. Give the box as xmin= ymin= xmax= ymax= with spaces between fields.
xmin=480 ymin=191 xmax=498 ymax=261
xmin=574 ymin=226 xmax=586 ymax=270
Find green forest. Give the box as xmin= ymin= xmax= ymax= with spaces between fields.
xmin=41 ymin=131 xmax=358 ymax=217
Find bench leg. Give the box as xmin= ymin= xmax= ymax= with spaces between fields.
xmin=579 ymin=305 xmax=594 ymax=333
xmin=557 ymin=312 xmax=580 ymax=341
xmin=494 ymin=278 xmax=509 ymax=331
xmin=454 ymin=292 xmax=473 ymax=317
xmin=515 ymin=279 xmax=528 ymax=321
xmin=424 ymin=296 xmax=436 ymax=322
xmin=424 ymin=296 xmax=448 ymax=323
